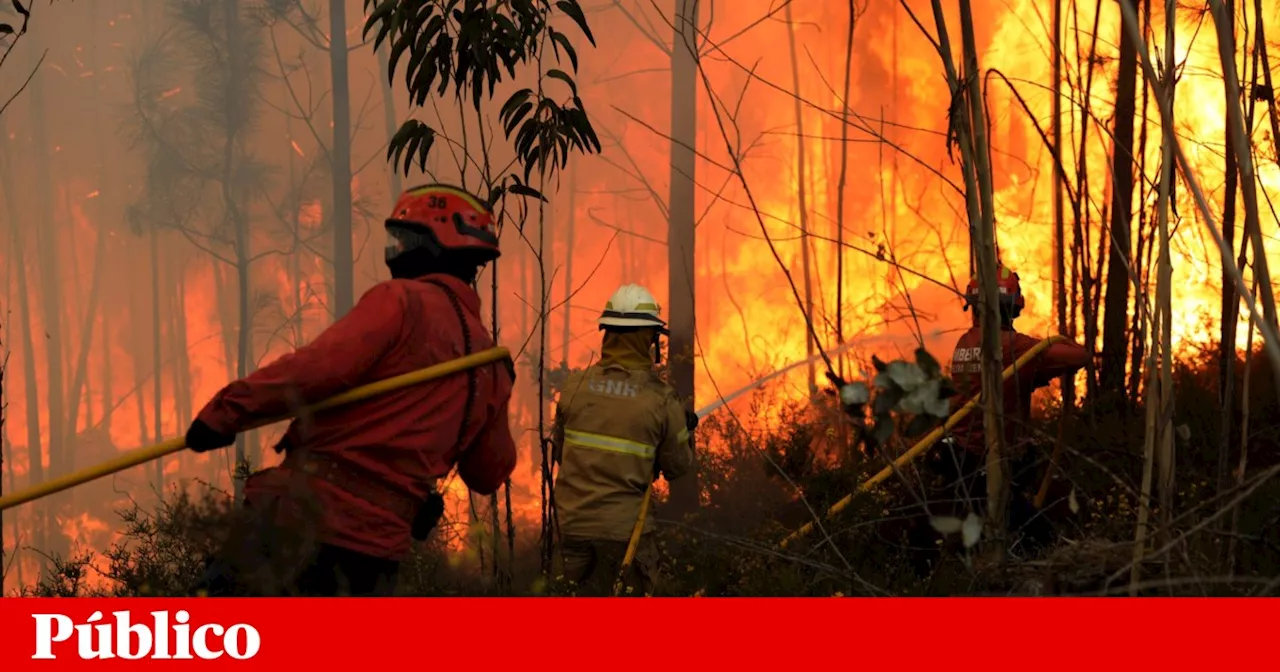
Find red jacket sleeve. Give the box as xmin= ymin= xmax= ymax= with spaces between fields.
xmin=457 ymin=374 xmax=517 ymax=495
xmin=196 ymin=282 xmax=406 ymax=434
xmin=1033 ymin=339 xmax=1090 ymax=386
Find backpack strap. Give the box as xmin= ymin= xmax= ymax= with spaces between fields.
xmin=421 ymin=279 xmax=479 ymax=455
xmin=419 ymin=279 xmax=515 ymax=452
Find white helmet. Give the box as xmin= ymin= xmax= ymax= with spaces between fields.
xmin=598 ymin=284 xmax=669 ymax=333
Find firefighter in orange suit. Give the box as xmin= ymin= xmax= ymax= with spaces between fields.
xmin=186 ymin=184 xmax=517 ymax=597
xmin=551 ymin=284 xmax=696 ymax=596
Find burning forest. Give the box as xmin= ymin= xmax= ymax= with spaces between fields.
xmin=0 ymin=0 xmax=1278 ymax=597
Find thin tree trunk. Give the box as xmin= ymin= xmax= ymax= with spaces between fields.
xmin=169 ymin=281 xmax=189 ymax=477
xmin=665 ymin=0 xmax=701 ymax=515
xmin=1 ymin=119 xmax=48 ymax=567
xmin=151 ymin=230 xmax=165 ymax=493
xmin=1099 ymin=0 xmax=1142 ymax=404
xmin=1217 ymin=0 xmax=1243 ymax=520
xmin=1258 ymin=1 xmax=1280 ymax=169
xmin=1075 ymin=0 xmax=1106 ymax=405
xmin=521 ymin=237 xmax=537 ymax=481
xmin=329 ymin=0 xmax=355 ymax=316
xmin=1131 ymin=0 xmax=1175 ymax=594
xmin=784 ymin=2 xmax=817 ymax=397
xmin=1131 ymin=318 xmax=1159 ymax=594
xmin=3 ymin=424 xmax=20 ymax=591
xmin=537 ymin=177 xmax=553 ymax=576
xmin=213 ymin=263 xmax=237 ymax=383
xmin=1052 ymin=0 xmax=1078 ymax=417
xmin=1153 ymin=0 xmax=1176 ymax=543
xmin=62 ymin=210 xmax=107 ymax=473
xmin=957 ymin=0 xmax=1008 ymax=553
xmin=64 ymin=195 xmax=83 ymax=415
xmin=1212 ymin=0 xmax=1278 ymax=334
xmin=377 ymin=45 xmax=402 ymax=201
xmin=101 ymin=301 xmax=113 ymax=434
xmin=29 ymin=69 xmax=68 ymax=553
xmin=1128 ymin=0 xmax=1154 ymax=407
xmin=560 ymin=163 xmax=577 ymax=366
xmin=541 ymin=190 xmax=555 ymax=374
xmin=1227 ymin=279 xmax=1257 ymax=573
xmin=2 ymin=418 xmax=10 ymax=593
xmin=233 ymin=239 xmax=251 ymax=495
xmin=224 ymin=0 xmax=248 ymax=500
xmin=284 ymin=115 xmax=304 ymax=349
xmin=1 ymin=192 xmax=10 ymax=588
xmin=88 ymin=1 xmax=109 ymax=435
xmin=128 ymin=256 xmax=151 ymax=472
xmin=486 ymin=250 xmax=514 ymax=590
xmin=835 ymin=1 xmax=854 ymax=375
xmin=175 ymin=266 xmax=193 ymax=429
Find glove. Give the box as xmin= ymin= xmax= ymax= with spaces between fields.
xmin=501 ymin=355 xmax=517 ymax=383
xmin=184 ymin=419 xmax=236 ymax=453
xmin=685 ymin=410 xmax=699 ymax=432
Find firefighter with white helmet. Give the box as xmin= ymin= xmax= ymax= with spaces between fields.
xmin=550 ymin=283 xmax=695 ymax=596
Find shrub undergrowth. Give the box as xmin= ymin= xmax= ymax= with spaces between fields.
xmin=10 ymin=345 xmax=1280 ymax=597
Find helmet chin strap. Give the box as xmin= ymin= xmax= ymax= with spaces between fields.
xmin=652 ymin=332 xmax=662 ymax=365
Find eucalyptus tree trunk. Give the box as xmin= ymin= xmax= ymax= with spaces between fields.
xmin=151 ymin=230 xmax=164 ymax=493
xmin=957 ymin=0 xmax=1008 ymax=552
xmin=1052 ymin=0 xmax=1074 ymax=408
xmin=329 ymin=0 xmax=355 ymax=316
xmin=561 ymin=163 xmax=577 ymax=366
xmin=1131 ymin=0 xmax=1174 ymax=594
xmin=26 ymin=68 xmax=70 ymax=562
xmin=784 ymin=2 xmax=817 ymax=397
xmin=1213 ymin=0 xmax=1277 ymax=333
xmin=101 ymin=306 xmax=113 ymax=432
xmin=169 ymin=274 xmax=192 ymax=476
xmin=0 ymin=118 xmax=48 ymax=566
xmin=665 ymin=0 xmax=700 ymax=515
xmin=1099 ymin=0 xmax=1143 ymax=402
xmin=63 ymin=213 xmax=107 ymax=475
xmin=1215 ymin=0 xmax=1241 ymax=520
xmin=224 ymin=0 xmax=249 ymax=499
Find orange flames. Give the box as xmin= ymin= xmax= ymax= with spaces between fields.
xmin=2 ymin=0 xmax=1276 ymax=594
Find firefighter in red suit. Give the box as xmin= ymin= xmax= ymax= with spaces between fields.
xmin=911 ymin=264 xmax=1088 ymax=574
xmin=186 ymin=184 xmax=517 ymax=596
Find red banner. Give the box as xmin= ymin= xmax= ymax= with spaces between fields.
xmin=0 ymin=598 xmax=1269 ymax=668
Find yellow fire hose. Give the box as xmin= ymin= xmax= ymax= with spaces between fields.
xmin=0 ymin=346 xmax=513 ymax=513
xmin=610 ymin=342 xmax=864 ymax=595
xmin=777 ymin=335 xmax=1068 ymax=549
xmin=612 ymin=485 xmax=653 ymax=596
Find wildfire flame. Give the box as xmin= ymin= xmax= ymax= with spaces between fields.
xmin=1 ymin=0 xmax=1274 ymax=594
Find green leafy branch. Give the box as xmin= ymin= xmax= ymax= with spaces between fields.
xmin=830 ymin=348 xmax=957 ymax=452
xmin=0 ymin=0 xmax=30 ymax=39
xmin=364 ymin=0 xmax=602 ymax=198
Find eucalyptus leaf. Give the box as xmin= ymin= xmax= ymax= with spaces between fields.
xmin=839 ymin=382 xmax=870 ymax=407
xmin=930 ymin=516 xmax=964 ymax=534
xmin=367 ymin=1 xmax=602 ymax=182
xmin=961 ymin=513 xmax=983 ymax=549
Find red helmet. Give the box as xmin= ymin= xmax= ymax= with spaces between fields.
xmin=385 ymin=184 xmax=501 ymax=265
xmin=963 ymin=263 xmax=1024 ymax=317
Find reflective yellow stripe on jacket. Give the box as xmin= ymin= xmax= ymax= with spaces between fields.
xmin=564 ymin=429 xmax=656 ymax=460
